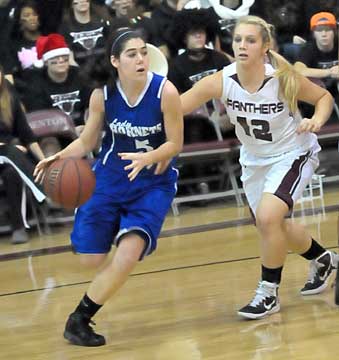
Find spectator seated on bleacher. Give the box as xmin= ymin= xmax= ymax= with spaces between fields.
xmin=7 ymin=0 xmax=43 ymax=80
xmin=0 ymin=64 xmax=45 ymax=244
xmin=294 ymin=12 xmax=339 ymax=124
xmin=105 ymin=0 xmax=158 ymax=46
xmin=15 ymin=33 xmax=91 ymax=156
xmin=178 ymin=0 xmax=255 ymax=56
xmin=58 ymin=0 xmax=111 ymax=70
xmin=168 ymin=8 xmax=230 ymax=93
xmin=167 ymin=8 xmax=233 ymax=196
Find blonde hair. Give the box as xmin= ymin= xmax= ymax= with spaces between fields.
xmin=234 ymin=15 xmax=301 ymax=113
xmin=0 ymin=68 xmax=13 ymax=128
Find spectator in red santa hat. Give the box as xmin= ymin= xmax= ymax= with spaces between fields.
xmin=15 ymin=33 xmax=91 ymax=157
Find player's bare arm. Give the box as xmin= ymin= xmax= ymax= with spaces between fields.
xmin=34 ymin=89 xmax=105 ymax=183
xmin=180 ymin=71 xmax=223 ymax=115
xmin=296 ymin=75 xmax=334 ymax=133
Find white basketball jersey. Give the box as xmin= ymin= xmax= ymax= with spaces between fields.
xmin=221 ymin=63 xmax=318 ymax=158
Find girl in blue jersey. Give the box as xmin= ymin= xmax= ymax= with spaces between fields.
xmin=181 ymin=16 xmax=337 ymax=320
xmin=34 ymin=28 xmax=183 ymax=346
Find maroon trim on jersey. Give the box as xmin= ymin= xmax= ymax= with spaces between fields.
xmin=248 ymin=206 xmax=256 ymax=225
xmin=230 ymin=74 xmax=274 ymax=91
xmin=274 ymin=151 xmax=311 ymax=209
xmin=257 ymin=77 xmax=274 ymax=91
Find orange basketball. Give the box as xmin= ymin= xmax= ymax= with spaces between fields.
xmin=43 ymin=157 xmax=96 ymax=209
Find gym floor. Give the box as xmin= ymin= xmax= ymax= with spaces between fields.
xmin=0 ymin=183 xmax=338 ymax=359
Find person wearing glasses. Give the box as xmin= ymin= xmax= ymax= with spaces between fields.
xmin=15 ymin=33 xmax=91 ymax=156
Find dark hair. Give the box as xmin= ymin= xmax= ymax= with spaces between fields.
xmin=170 ymin=9 xmax=219 ymax=49
xmin=109 ymin=27 xmax=145 ymax=57
xmin=11 ymin=0 xmax=40 ymax=40
xmin=83 ymin=27 xmax=145 ymax=89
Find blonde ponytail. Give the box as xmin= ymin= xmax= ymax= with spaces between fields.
xmin=268 ymin=50 xmax=301 ymax=114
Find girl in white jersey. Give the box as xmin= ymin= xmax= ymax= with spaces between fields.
xmin=181 ymin=15 xmax=338 ymax=319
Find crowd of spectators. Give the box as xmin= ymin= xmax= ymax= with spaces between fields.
xmin=1 ymin=0 xmax=339 ymax=243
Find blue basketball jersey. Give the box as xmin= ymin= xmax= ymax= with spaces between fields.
xmin=99 ymin=72 xmax=170 ymax=177
xmin=71 ymin=72 xmax=178 ymax=256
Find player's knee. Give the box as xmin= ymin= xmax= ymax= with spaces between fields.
xmin=113 ymin=237 xmax=145 ymax=266
xmin=256 ymin=211 xmax=281 ymax=232
xmin=79 ymin=254 xmax=107 ymax=269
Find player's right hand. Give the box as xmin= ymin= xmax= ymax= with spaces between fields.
xmin=34 ymin=154 xmax=60 ymax=184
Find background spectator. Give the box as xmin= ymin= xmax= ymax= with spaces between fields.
xmin=106 ymin=0 xmax=157 ymax=44
xmin=7 ymin=0 xmax=42 ymax=80
xmin=0 ymin=63 xmax=45 ymax=244
xmin=294 ymin=12 xmax=339 ymax=123
xmin=58 ymin=0 xmax=110 ymax=69
xmin=168 ymin=9 xmax=232 ymax=196
xmin=16 ymin=34 xmax=91 ymax=155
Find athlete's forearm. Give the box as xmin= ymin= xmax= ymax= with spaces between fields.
xmin=312 ymin=91 xmax=334 ymax=127
xmin=56 ymin=138 xmax=89 ymax=160
xmin=146 ymin=141 xmax=182 ymax=165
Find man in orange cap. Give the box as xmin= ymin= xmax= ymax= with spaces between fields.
xmin=294 ymin=12 xmax=338 ymax=121
xmin=295 ymin=12 xmax=338 ymax=88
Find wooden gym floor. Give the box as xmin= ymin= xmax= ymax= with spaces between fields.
xmin=0 ymin=186 xmax=339 ymax=359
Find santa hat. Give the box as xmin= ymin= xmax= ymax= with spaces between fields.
xmin=36 ymin=34 xmax=70 ymax=62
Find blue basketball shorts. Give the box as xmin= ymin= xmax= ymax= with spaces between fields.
xmin=70 ymin=180 xmax=176 ymax=260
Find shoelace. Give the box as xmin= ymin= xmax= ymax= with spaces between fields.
xmin=306 ymin=259 xmax=318 ymax=284
xmin=82 ymin=319 xmax=97 ymax=334
xmin=249 ymin=281 xmax=275 ymax=307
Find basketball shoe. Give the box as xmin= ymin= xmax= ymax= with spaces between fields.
xmin=335 ymin=267 xmax=339 ymax=305
xmin=238 ymin=281 xmax=280 ymax=320
xmin=63 ymin=313 xmax=106 ymax=346
xmin=301 ymin=250 xmax=339 ymax=296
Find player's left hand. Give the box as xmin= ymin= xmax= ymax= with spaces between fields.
xmin=34 ymin=153 xmax=60 ymax=184
xmin=119 ymin=152 xmax=151 ymax=181
xmin=297 ymin=117 xmax=322 ymax=134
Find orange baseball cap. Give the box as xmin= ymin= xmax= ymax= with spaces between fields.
xmin=310 ymin=12 xmax=336 ymax=30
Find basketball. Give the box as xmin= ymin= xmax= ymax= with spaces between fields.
xmin=43 ymin=157 xmax=96 ymax=209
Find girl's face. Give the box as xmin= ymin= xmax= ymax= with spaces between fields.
xmin=232 ymin=23 xmax=269 ymax=66
xmin=111 ymin=38 xmax=149 ymax=81
xmin=46 ymin=55 xmax=70 ymax=75
xmin=113 ymin=0 xmax=134 ymax=17
xmin=186 ymin=29 xmax=207 ymax=50
xmin=73 ymin=0 xmax=90 ymax=13
xmin=20 ymin=6 xmax=39 ymax=32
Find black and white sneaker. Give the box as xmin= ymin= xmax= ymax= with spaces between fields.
xmin=238 ymin=281 xmax=280 ymax=320
xmin=301 ymin=250 xmax=339 ymax=296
